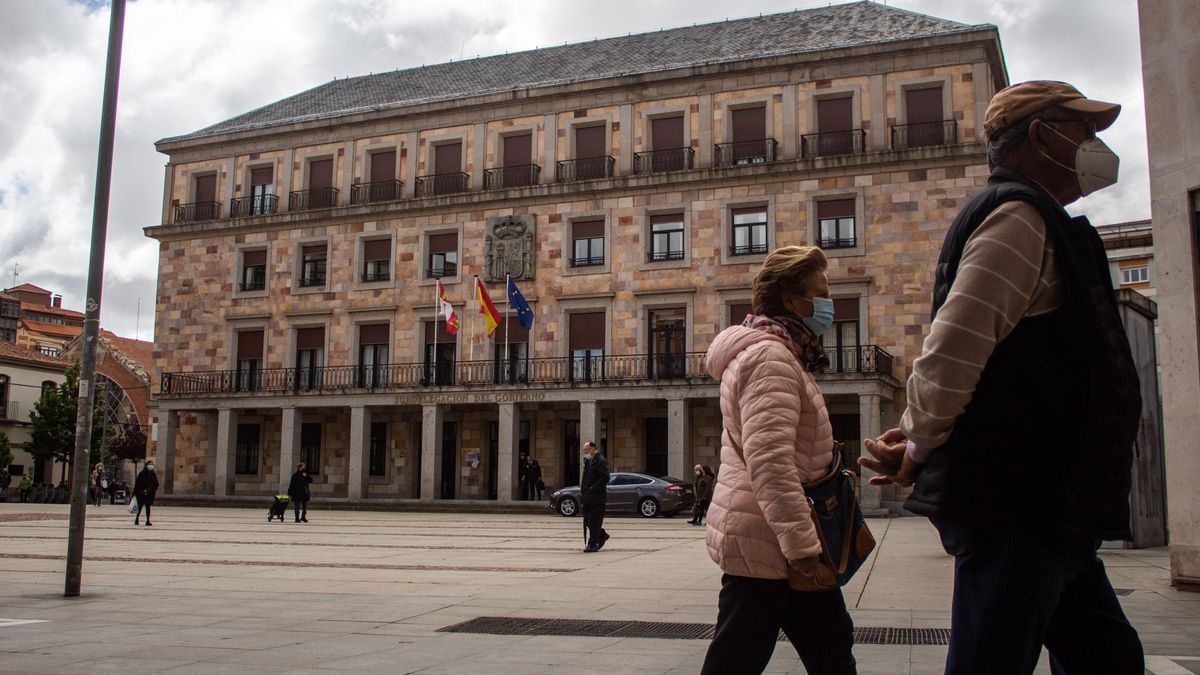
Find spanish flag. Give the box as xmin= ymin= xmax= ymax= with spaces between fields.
xmin=475 ymin=276 xmax=501 ymax=339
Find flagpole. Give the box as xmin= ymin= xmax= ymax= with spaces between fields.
xmin=469 ymin=275 xmax=477 ymax=364
xmin=505 ymin=274 xmax=511 ymax=383
xmin=432 ymin=280 xmax=439 ymax=385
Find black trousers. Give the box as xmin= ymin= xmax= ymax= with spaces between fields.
xmin=582 ymin=502 xmax=607 ymax=546
xmin=701 ymin=574 xmax=856 ymax=675
xmin=293 ymin=499 xmax=308 ymax=521
xmin=135 ymin=499 xmax=153 ymax=521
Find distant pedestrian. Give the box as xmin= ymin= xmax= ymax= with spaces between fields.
xmin=287 ymin=463 xmax=313 ymax=523
xmin=524 ymin=456 xmax=543 ymax=501
xmin=133 ymin=461 xmax=158 ymax=526
xmin=580 ymin=441 xmax=609 ymax=553
xmin=518 ymin=452 xmax=529 ymax=501
xmin=17 ymin=475 xmax=32 ymax=502
xmin=90 ymin=463 xmax=106 ymax=507
xmin=689 ymin=465 xmax=714 ymax=526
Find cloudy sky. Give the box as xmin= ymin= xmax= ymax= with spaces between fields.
xmin=0 ymin=0 xmax=1148 ymax=341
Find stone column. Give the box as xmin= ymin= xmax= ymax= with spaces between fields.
xmin=222 ymin=156 xmax=236 ymax=209
xmin=161 ymin=162 xmax=175 ymax=224
xmin=158 ymin=410 xmax=178 ymax=494
xmin=618 ymin=104 xmax=633 ymax=175
xmin=579 ymin=399 xmax=602 ymax=461
xmin=420 ymin=404 xmax=441 ymax=502
xmin=782 ymin=84 xmax=799 ymax=160
xmin=869 ymin=74 xmax=887 ymax=151
xmin=667 ymin=399 xmax=690 ymax=479
xmin=213 ymin=408 xmax=236 ymax=498
xmin=278 ymin=407 xmax=299 ymax=495
xmin=857 ymin=393 xmax=885 ymax=512
xmin=404 ymin=132 xmax=419 ymax=197
xmin=280 ymin=149 xmax=294 ymax=210
xmin=341 ymin=140 xmax=355 ymax=205
xmin=698 ymin=94 xmax=714 ymax=167
xmin=348 ymin=406 xmax=371 ymax=501
xmin=542 ymin=113 xmax=557 ymax=183
xmin=471 ymin=123 xmax=486 ymax=190
xmin=498 ymin=402 xmax=519 ymax=503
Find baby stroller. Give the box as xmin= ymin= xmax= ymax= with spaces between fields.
xmin=267 ymin=495 xmax=291 ymax=522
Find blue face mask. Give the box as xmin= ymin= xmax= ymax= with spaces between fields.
xmin=802 ymin=297 xmax=835 ymax=337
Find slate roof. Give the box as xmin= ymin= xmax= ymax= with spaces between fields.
xmin=0 ymin=339 xmax=67 ymax=369
xmin=160 ymin=1 xmax=990 ymax=145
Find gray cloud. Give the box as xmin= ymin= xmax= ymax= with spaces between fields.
xmin=0 ymin=0 xmax=1150 ymax=341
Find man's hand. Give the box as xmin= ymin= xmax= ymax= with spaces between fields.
xmin=858 ymin=428 xmax=907 ymax=476
xmin=867 ymin=452 xmax=924 ymax=488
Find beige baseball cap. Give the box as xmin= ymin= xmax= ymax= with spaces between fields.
xmin=983 ymin=80 xmax=1120 ymax=141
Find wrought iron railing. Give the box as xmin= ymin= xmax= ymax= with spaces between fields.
xmin=730 ymin=243 xmax=770 ymax=256
xmin=174 ymin=201 xmax=221 ymax=223
xmin=714 ymin=138 xmax=778 ymax=167
xmin=824 ymin=345 xmax=894 ymax=377
xmin=570 ymin=256 xmax=605 ymax=268
xmin=288 ymin=187 xmax=339 ymax=210
xmin=648 ymin=250 xmax=685 ymax=262
xmin=230 ymin=194 xmax=278 ymax=217
xmin=350 ymin=180 xmax=403 ymax=204
xmin=238 ymin=279 xmax=266 ymax=292
xmin=801 ymin=130 xmax=868 ymax=158
xmin=360 ymin=270 xmax=390 ymax=283
xmin=298 ymin=274 xmax=326 ymax=288
xmin=415 ymin=172 xmax=469 ymax=197
xmin=890 ymin=120 xmax=958 ymax=150
xmin=556 ymin=156 xmax=615 ymax=182
xmin=484 ymin=165 xmax=541 ymax=189
xmin=819 ymin=237 xmax=858 ymax=250
xmin=425 ymin=262 xmax=458 ymax=279
xmin=633 ymin=147 xmax=694 ymax=174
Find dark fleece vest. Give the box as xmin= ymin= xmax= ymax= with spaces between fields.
xmin=905 ymin=168 xmax=1141 ymax=541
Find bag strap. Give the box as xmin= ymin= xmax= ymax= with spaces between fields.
xmin=805 ymin=468 xmax=861 ymax=575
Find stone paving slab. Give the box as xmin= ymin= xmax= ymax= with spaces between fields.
xmin=0 ymin=504 xmax=1195 ymax=673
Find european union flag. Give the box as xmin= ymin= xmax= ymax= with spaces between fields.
xmin=507 ymin=276 xmax=534 ymax=330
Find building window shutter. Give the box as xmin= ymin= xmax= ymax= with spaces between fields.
xmin=731 ymin=106 xmax=766 ymax=142
xmin=572 ymin=220 xmax=605 ymax=239
xmin=237 ymin=330 xmax=264 ymax=360
xmin=358 ymin=324 xmax=389 ymax=345
xmin=730 ymin=303 xmax=753 ymax=326
xmin=569 ymin=312 xmax=605 ymax=351
xmin=242 ymin=249 xmax=267 ymax=266
xmin=428 ymin=233 xmax=457 ymax=253
xmin=833 ymin=297 xmax=860 ymax=320
xmin=817 ymin=199 xmax=855 ymax=219
xmin=369 ymin=151 xmax=396 ymax=182
xmin=651 ymin=116 xmax=684 ymax=150
xmin=363 ymin=239 xmax=391 ymax=261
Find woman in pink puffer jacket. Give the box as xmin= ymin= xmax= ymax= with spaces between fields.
xmin=700 ymin=246 xmax=856 ymax=675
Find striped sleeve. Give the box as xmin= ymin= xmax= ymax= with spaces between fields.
xmin=900 ymin=201 xmax=1051 ymax=450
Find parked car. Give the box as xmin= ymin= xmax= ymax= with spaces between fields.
xmin=548 ymin=472 xmax=695 ymax=518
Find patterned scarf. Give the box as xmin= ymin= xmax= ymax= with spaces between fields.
xmin=742 ymin=313 xmax=829 ymax=374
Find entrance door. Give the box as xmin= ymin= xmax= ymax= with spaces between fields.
xmin=649 ymin=309 xmax=686 ymax=379
xmin=487 ymin=421 xmax=499 ymax=501
xmin=645 ymin=417 xmax=668 ymax=476
xmin=440 ymin=421 xmax=457 ymax=499
xmin=904 ymin=86 xmax=945 ymax=147
xmin=308 ymin=159 xmax=335 ymax=207
xmin=563 ymin=420 xmax=580 ymax=488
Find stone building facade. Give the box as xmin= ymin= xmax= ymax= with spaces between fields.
xmin=146 ymin=3 xmax=1007 ymax=509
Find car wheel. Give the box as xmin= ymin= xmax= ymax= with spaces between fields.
xmin=558 ymin=497 xmax=579 ymax=517
xmin=638 ymin=497 xmax=660 ymax=518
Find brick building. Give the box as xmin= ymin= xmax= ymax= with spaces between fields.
xmin=146 ymin=3 xmax=1008 ymax=509
xmin=2 ymin=283 xmax=85 ymax=357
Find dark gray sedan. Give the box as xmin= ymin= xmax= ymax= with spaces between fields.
xmin=548 ymin=472 xmax=695 ymax=518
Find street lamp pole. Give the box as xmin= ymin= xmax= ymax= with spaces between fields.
xmin=65 ymin=0 xmax=126 ymax=598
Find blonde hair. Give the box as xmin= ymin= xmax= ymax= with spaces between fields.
xmin=751 ymin=246 xmax=828 ymax=316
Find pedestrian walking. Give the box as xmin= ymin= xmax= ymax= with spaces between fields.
xmin=133 ymin=461 xmax=159 ymax=526
xmin=287 ymin=463 xmax=313 ymax=523
xmin=860 ymin=81 xmax=1143 ymax=675
xmin=17 ymin=475 xmax=32 ymax=503
xmin=525 ymin=456 xmax=543 ymax=501
xmin=518 ymin=451 xmax=529 ymax=501
xmin=580 ymin=441 xmax=609 ymax=553
xmin=688 ymin=465 xmax=714 ymax=526
xmin=701 ymin=245 xmax=856 ymax=675
xmin=90 ymin=462 xmax=106 ymax=507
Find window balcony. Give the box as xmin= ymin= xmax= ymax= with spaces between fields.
xmin=730 ymin=243 xmax=769 ymax=256
xmin=824 ymin=345 xmax=894 ymax=376
xmin=801 ymin=130 xmax=868 ymax=158
xmin=714 ymin=138 xmax=778 ymax=167
xmin=633 ymin=147 xmax=694 ymax=174
xmin=298 ymin=274 xmax=326 ymax=288
xmin=648 ymin=250 xmax=685 ymax=262
xmin=288 ymin=187 xmax=339 ymax=210
xmin=570 ymin=256 xmax=605 ymax=268
xmin=415 ymin=172 xmax=469 ymax=197
xmin=425 ymin=262 xmax=458 ymax=279
xmin=890 ymin=120 xmax=958 ymax=150
xmin=173 ymin=201 xmax=221 ymax=223
xmin=360 ymin=270 xmax=391 ymax=283
xmin=819 ymin=236 xmax=858 ymax=250
xmin=484 ymin=165 xmax=541 ymax=189
xmin=238 ymin=279 xmax=266 ymax=292
xmin=230 ymin=194 xmax=278 ymax=217
xmin=350 ymin=180 xmax=403 ymax=204
xmin=556 ymin=156 xmax=615 ymax=182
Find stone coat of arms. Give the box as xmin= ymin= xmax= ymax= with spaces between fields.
xmin=484 ymin=215 xmax=536 ymax=281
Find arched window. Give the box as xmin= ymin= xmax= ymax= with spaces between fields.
xmin=96 ymin=375 xmax=137 ymax=432
xmin=41 ymin=380 xmax=57 ymax=394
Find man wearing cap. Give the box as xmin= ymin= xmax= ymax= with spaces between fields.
xmin=860 ymin=81 xmax=1144 ymax=673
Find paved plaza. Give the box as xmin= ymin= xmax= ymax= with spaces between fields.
xmin=0 ymin=505 xmax=1197 ymax=674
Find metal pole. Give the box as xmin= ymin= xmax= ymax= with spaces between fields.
xmin=65 ymin=0 xmax=125 ymax=598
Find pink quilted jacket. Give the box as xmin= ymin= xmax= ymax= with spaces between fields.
xmin=704 ymin=325 xmax=834 ymax=579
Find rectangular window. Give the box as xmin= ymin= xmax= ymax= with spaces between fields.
xmin=295 ymin=327 xmax=324 ymax=390
xmin=370 ymin=150 xmax=396 ymax=182
xmin=729 ymin=302 xmax=753 ymax=327
xmin=0 ymin=375 xmax=8 ymax=419
xmin=821 ymin=298 xmax=861 ymax=372
xmin=362 ymin=239 xmax=391 ymax=283
xmin=300 ymin=244 xmax=327 ymax=287
xmin=574 ymin=125 xmax=608 ymax=179
xmin=235 ymin=423 xmax=260 ymax=475
xmin=730 ymin=207 xmax=768 ymax=256
xmin=307 ymin=159 xmax=336 ymax=207
xmin=363 ymin=150 xmax=399 ymax=202
xmin=300 ymin=422 xmax=322 ymax=476
xmin=493 ymin=317 xmax=530 ymax=384
xmin=649 ymin=213 xmax=685 ymax=261
xmin=499 ymin=133 xmax=535 ymax=187
xmin=431 ymin=142 xmax=465 ymax=195
xmin=570 ymin=220 xmax=605 ymax=267
xmin=427 ymin=233 xmax=458 ymax=278
xmin=240 ymin=249 xmax=267 ymax=292
xmin=1120 ymin=266 xmax=1150 ymax=285
xmin=904 ymin=86 xmax=946 ymax=147
xmin=817 ymin=199 xmax=857 ymax=249
xmin=369 ymin=422 xmax=388 ymax=477
xmin=249 ymin=166 xmax=274 ymax=215
xmin=235 ymin=330 xmax=264 ymax=391
xmin=814 ymin=97 xmax=856 ymax=156
xmin=358 ymin=324 xmax=389 ymax=388
xmin=730 ymin=105 xmax=769 ymax=165
xmin=569 ymin=312 xmax=605 ymax=381
xmin=648 ymin=308 xmax=686 ymax=379
xmin=648 ymin=115 xmax=686 ymax=172
xmin=423 ymin=321 xmax=457 ymax=385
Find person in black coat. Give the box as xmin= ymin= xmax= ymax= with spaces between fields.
xmin=525 ymin=456 xmax=544 ymax=501
xmin=580 ymin=441 xmax=609 ymax=553
xmin=287 ymin=463 xmax=313 ymax=523
xmin=133 ymin=461 xmax=159 ymax=526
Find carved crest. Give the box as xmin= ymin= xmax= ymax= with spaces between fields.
xmin=484 ymin=215 xmax=536 ymax=282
